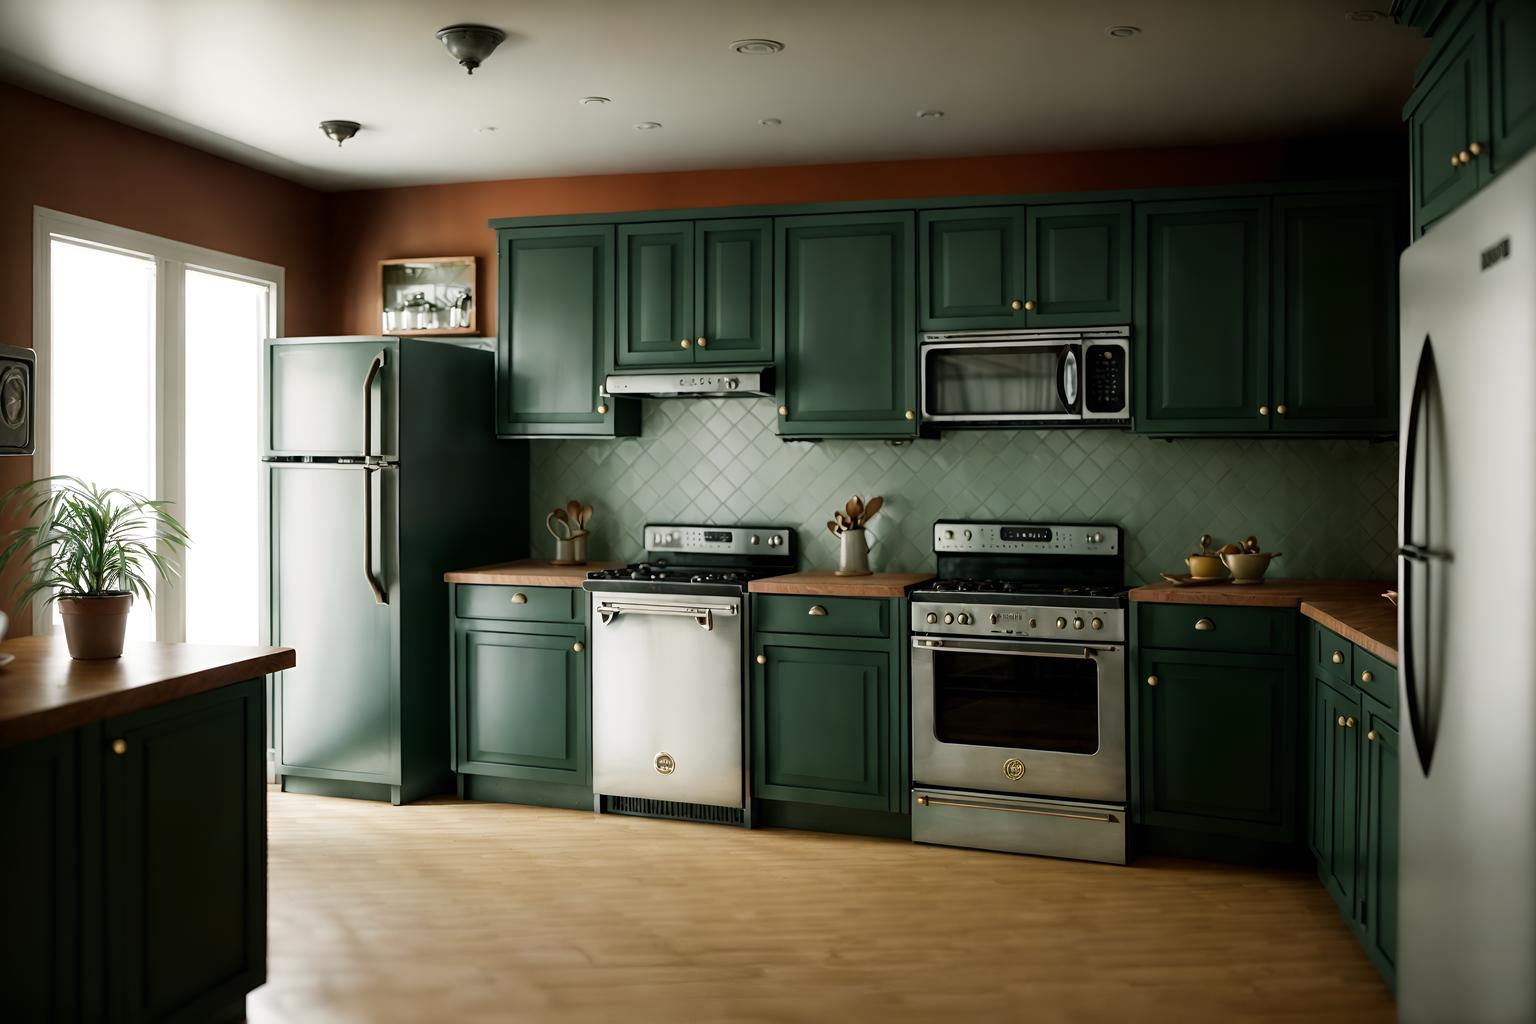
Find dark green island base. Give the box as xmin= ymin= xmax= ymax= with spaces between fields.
xmin=0 ymin=637 xmax=293 ymax=1023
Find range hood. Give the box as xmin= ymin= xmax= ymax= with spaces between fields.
xmin=603 ymin=367 xmax=773 ymax=398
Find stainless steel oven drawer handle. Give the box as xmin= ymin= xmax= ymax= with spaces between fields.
xmin=595 ymin=601 xmax=738 ymax=631
xmin=914 ymin=794 xmax=1116 ymax=824
xmin=913 ymin=637 xmax=1115 ymax=659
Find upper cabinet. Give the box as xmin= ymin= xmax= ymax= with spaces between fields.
xmin=776 ymin=212 xmax=917 ymax=438
xmin=1405 ymin=0 xmax=1536 ymax=235
xmin=496 ymin=226 xmax=640 ymax=437
xmin=918 ymin=202 xmax=1131 ymax=331
xmin=616 ymin=219 xmax=773 ymax=368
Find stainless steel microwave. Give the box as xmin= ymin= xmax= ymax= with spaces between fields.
xmin=919 ymin=327 xmax=1130 ymax=427
xmin=0 ymin=345 xmax=34 ymax=455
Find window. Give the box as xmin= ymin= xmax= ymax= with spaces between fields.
xmin=33 ymin=209 xmax=282 ymax=643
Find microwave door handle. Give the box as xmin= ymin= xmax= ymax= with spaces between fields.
xmin=1056 ymin=347 xmax=1079 ymax=413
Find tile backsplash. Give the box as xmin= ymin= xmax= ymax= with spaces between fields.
xmin=528 ymin=399 xmax=1398 ymax=584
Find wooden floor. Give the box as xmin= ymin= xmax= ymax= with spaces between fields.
xmin=250 ymin=791 xmax=1394 ymax=1024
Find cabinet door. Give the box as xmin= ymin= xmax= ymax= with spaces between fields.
xmin=617 ymin=222 xmax=694 ymax=367
xmin=498 ymin=225 xmax=635 ymax=436
xmin=103 ymin=681 xmax=265 ymax=1023
xmin=776 ymin=212 xmax=917 ymax=437
xmin=696 ymin=218 xmax=773 ymax=363
xmin=1490 ymin=0 xmax=1536 ymax=175
xmin=1135 ymin=648 xmax=1296 ymax=841
xmin=454 ymin=625 xmax=588 ymax=785
xmin=1311 ymin=677 xmax=1362 ymax=918
xmin=752 ymin=642 xmax=894 ymax=812
xmin=1026 ymin=201 xmax=1132 ymax=327
xmin=918 ymin=207 xmax=1027 ymax=330
xmin=1362 ymin=712 xmax=1399 ymax=983
xmin=1272 ymin=195 xmax=1397 ymax=434
xmin=1135 ymin=199 xmax=1271 ymax=434
xmin=0 ymin=731 xmax=80 ymax=1022
xmin=1407 ymin=10 xmax=1489 ymax=234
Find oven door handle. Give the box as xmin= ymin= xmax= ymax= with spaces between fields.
xmin=595 ymin=600 xmax=738 ymax=631
xmin=912 ymin=637 xmax=1115 ymax=659
xmin=914 ymin=793 xmax=1117 ymax=823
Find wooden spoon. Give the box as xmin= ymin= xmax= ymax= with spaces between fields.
xmin=861 ymin=495 xmax=884 ymax=524
xmin=581 ymin=504 xmax=594 ymax=527
xmin=567 ymin=499 xmax=583 ymax=525
xmin=826 ymin=520 xmax=841 ymax=536
xmin=847 ymin=496 xmax=863 ymax=526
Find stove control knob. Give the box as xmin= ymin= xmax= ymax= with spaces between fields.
xmin=1055 ymin=616 xmax=1067 ymax=630
xmin=1091 ymin=617 xmax=1104 ymax=631
xmin=1028 ymin=618 xmax=1038 ymax=629
xmin=1087 ymin=531 xmax=1104 ymax=544
xmin=925 ymin=612 xmax=938 ymax=624
xmin=943 ymin=613 xmax=955 ymax=625
xmin=989 ymin=613 xmax=998 ymax=625
xmin=767 ymin=535 xmax=782 ymax=547
xmin=1072 ymin=616 xmax=1085 ymax=630
xmin=957 ymin=613 xmax=973 ymax=626
xmin=749 ymin=534 xmax=760 ymax=545
xmin=963 ymin=529 xmax=973 ymax=541
xmin=944 ymin=530 xmax=954 ymax=540
xmin=725 ymin=377 xmax=739 ymax=391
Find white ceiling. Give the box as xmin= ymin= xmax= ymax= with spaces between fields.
xmin=0 ymin=0 xmax=1427 ymax=192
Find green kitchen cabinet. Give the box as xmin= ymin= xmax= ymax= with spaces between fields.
xmin=1361 ymin=708 xmax=1400 ymax=985
xmin=1489 ymin=0 xmax=1536 ymax=175
xmin=1135 ymin=198 xmax=1272 ymax=434
xmin=1026 ymin=201 xmax=1133 ymax=326
xmin=775 ymin=212 xmax=917 ymax=438
xmin=1271 ymin=195 xmax=1398 ymax=434
xmin=617 ymin=222 xmax=694 ymax=367
xmin=1133 ymin=646 xmax=1298 ymax=843
xmin=496 ymin=225 xmax=639 ymax=437
xmin=918 ymin=207 xmax=1027 ymax=330
xmin=1406 ymin=6 xmax=1488 ymax=234
xmin=1310 ymin=674 xmax=1362 ymax=917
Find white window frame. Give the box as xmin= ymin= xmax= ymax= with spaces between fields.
xmin=31 ymin=207 xmax=284 ymax=641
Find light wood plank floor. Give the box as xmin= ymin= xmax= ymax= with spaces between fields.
xmin=250 ymin=791 xmax=1394 ymax=1024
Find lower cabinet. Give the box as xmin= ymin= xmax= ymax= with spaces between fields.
xmin=451 ymin=583 xmax=592 ymax=806
xmin=0 ymin=680 xmax=266 ymax=1023
xmin=750 ymin=595 xmax=910 ymax=833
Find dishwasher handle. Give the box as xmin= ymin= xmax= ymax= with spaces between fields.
xmin=595 ymin=600 xmax=739 ymax=631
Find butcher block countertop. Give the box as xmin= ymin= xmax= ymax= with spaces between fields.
xmin=444 ymin=559 xmax=623 ymax=587
xmin=1129 ymin=578 xmax=1397 ymax=665
xmin=749 ymin=571 xmax=934 ymax=599
xmin=0 ymin=637 xmax=296 ymax=749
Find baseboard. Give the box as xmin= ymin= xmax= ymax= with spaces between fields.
xmin=756 ymin=799 xmax=911 ymax=840
xmin=460 ymin=773 xmax=593 ymax=811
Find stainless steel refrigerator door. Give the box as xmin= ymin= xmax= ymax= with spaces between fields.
xmin=264 ymin=337 xmax=398 ymax=458
xmin=1398 ymin=151 xmax=1536 ymax=1022
xmin=589 ymin=591 xmax=745 ymax=807
xmin=271 ymin=462 xmax=398 ymax=781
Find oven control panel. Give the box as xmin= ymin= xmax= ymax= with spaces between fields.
xmin=644 ymin=524 xmax=794 ymax=558
xmin=932 ymin=521 xmax=1120 ymax=556
xmin=911 ymin=603 xmax=1125 ymax=643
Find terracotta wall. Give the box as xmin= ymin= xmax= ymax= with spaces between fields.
xmin=1 ymin=82 xmax=332 ymax=633
xmin=330 ymin=134 xmax=1401 ymax=336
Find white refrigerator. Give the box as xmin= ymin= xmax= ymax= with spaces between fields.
xmin=1398 ymin=150 xmax=1536 ymax=1020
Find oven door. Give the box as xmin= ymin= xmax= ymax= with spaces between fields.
xmin=912 ymin=636 xmax=1125 ymax=802
xmin=920 ymin=340 xmax=1081 ymax=423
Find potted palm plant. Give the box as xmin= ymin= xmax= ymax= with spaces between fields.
xmin=0 ymin=476 xmax=189 ymax=659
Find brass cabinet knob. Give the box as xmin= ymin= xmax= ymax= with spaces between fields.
xmin=1367 ymin=729 xmax=1379 ymax=742
xmin=1259 ymin=405 xmax=1270 ymax=416
xmin=1146 ymin=675 xmax=1159 ymax=687
xmin=697 ymin=336 xmax=707 ymax=347
xmin=680 ymin=338 xmax=690 ymax=348
xmin=1194 ymin=618 xmax=1214 ymax=631
xmin=597 ymin=403 xmax=609 ymax=414
xmin=511 ymin=592 xmax=528 ymax=604
xmin=1336 ymin=715 xmax=1346 ymax=727
xmin=1331 ymin=650 xmax=1344 ymax=664
xmin=777 ymin=404 xmax=788 ymax=417
xmin=110 ymin=738 xmax=128 ymax=756
xmin=904 ymin=409 xmax=915 ymax=421
xmin=1010 ymin=299 xmax=1023 ymax=311
xmin=807 ymin=605 xmax=828 ymax=616
xmin=1344 ymin=716 xmax=1356 ymax=729
xmin=755 ymin=654 xmax=766 ymax=665
xmin=1451 ymin=153 xmax=1461 ymax=167
xmin=1469 ymin=141 xmax=1482 ymax=156
xmin=1361 ymin=670 xmax=1374 ymax=683
xmin=1276 ymin=403 xmax=1287 ymax=414
xmin=1024 ymin=300 xmax=1035 ymax=311
xmin=1458 ymin=149 xmax=1471 ymax=165
xmin=572 ymin=641 xmax=584 ymax=653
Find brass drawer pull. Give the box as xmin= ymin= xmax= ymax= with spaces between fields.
xmin=1361 ymin=670 xmax=1374 ymax=683
xmin=807 ymin=605 xmax=828 ymax=617
xmin=1146 ymin=675 xmax=1158 ymax=687
xmin=1331 ymin=650 xmax=1344 ymax=664
xmin=511 ymin=593 xmax=528 ymax=604
xmin=1194 ymin=618 xmax=1214 ymax=631
xmin=111 ymin=738 xmax=128 ymax=756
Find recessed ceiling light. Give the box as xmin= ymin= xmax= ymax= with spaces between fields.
xmin=916 ymin=109 xmax=945 ymax=120
xmin=633 ymin=121 xmax=663 ymax=131
xmin=758 ymin=117 xmax=782 ymax=126
xmin=730 ymin=38 xmax=784 ymax=55
xmin=579 ymin=96 xmax=611 ymax=106
xmin=474 ymin=125 xmax=497 ymax=134
xmin=1344 ymin=9 xmax=1388 ymax=22
xmin=1105 ymin=25 xmax=1141 ymax=38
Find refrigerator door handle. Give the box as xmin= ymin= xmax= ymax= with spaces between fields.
xmin=362 ymin=349 xmax=386 ymax=461
xmin=363 ymin=465 xmax=387 ymax=605
xmin=1400 ymin=337 xmax=1436 ymax=774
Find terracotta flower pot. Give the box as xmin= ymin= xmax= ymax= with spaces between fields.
xmin=58 ymin=593 xmax=132 ymax=659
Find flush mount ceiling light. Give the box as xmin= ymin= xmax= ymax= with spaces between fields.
xmin=1344 ymin=9 xmax=1388 ymax=21
xmin=1105 ymin=25 xmax=1141 ymax=38
xmin=633 ymin=121 xmax=663 ymax=131
xmin=579 ymin=96 xmax=611 ymax=106
xmin=730 ymin=38 xmax=784 ymax=55
xmin=916 ymin=109 xmax=945 ymax=119
xmin=436 ymin=24 xmax=506 ymax=74
xmin=758 ymin=117 xmax=782 ymax=126
xmin=318 ymin=120 xmax=360 ymax=147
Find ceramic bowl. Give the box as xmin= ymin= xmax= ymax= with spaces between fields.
xmin=1185 ymin=554 xmax=1225 ymax=579
xmin=1220 ymin=551 xmax=1280 ymax=582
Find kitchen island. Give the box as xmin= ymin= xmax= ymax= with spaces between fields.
xmin=0 ymin=637 xmax=294 ymax=1023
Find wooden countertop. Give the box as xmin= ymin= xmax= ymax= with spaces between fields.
xmin=0 ymin=637 xmax=296 ymax=750
xmin=1301 ymin=597 xmax=1399 ymax=666
xmin=749 ymin=571 xmax=934 ymax=598
xmin=443 ymin=559 xmax=623 ymax=588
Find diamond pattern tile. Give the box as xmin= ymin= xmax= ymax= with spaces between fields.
xmin=529 ymin=399 xmax=1400 ymax=584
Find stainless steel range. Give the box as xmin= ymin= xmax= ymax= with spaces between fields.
xmin=582 ymin=524 xmax=797 ymax=826
xmin=910 ymin=520 xmax=1129 ymax=864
